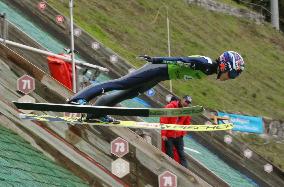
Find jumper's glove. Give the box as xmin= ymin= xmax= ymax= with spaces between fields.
xmin=137 ymin=55 xmax=153 ymax=62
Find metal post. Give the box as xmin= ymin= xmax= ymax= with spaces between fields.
xmin=0 ymin=13 xmax=7 ymax=44
xmin=0 ymin=37 xmax=108 ymax=71
xmin=69 ymin=0 xmax=77 ymax=93
xmin=271 ymin=0 xmax=280 ymax=30
xmin=3 ymin=13 xmax=8 ymax=42
xmin=166 ymin=7 xmax=173 ymax=93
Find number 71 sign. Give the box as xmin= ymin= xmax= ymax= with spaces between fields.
xmin=17 ymin=75 xmax=35 ymax=95
xmin=159 ymin=171 xmax=177 ymax=187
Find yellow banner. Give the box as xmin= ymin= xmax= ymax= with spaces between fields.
xmin=20 ymin=114 xmax=233 ymax=131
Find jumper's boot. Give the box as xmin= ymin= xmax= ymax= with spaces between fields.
xmin=85 ymin=113 xmax=120 ymax=124
xmin=68 ymin=98 xmax=88 ymax=105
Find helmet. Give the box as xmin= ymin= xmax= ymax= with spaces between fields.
xmin=183 ymin=95 xmax=192 ymax=104
xmin=217 ymin=51 xmax=245 ymax=79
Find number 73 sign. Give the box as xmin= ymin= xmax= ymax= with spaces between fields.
xmin=111 ymin=137 xmax=129 ymax=157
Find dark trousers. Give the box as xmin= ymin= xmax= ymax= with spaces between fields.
xmin=69 ymin=63 xmax=169 ymax=103
xmin=165 ymin=136 xmax=188 ymax=168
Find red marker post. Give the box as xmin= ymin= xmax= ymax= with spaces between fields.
xmin=56 ymin=15 xmax=64 ymax=24
xmin=111 ymin=137 xmax=129 ymax=157
xmin=38 ymin=1 xmax=47 ymax=11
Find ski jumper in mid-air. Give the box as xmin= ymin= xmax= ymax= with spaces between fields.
xmin=68 ymin=51 xmax=245 ymax=121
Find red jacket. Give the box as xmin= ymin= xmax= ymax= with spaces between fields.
xmin=160 ymin=100 xmax=191 ymax=138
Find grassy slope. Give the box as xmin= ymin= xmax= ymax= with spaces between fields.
xmin=48 ymin=0 xmax=284 ymax=120
xmin=47 ymin=0 xmax=284 ymax=170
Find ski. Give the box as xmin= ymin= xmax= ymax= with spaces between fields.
xmin=18 ymin=113 xmax=233 ymax=132
xmin=13 ymin=101 xmax=204 ymax=117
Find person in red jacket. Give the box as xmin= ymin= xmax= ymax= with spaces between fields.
xmin=160 ymin=95 xmax=192 ymax=168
